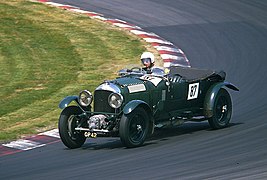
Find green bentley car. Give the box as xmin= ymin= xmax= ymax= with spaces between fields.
xmin=58 ymin=66 xmax=239 ymax=148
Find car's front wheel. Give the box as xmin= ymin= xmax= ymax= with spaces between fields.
xmin=119 ymin=107 xmax=149 ymax=148
xmin=58 ymin=106 xmax=86 ymax=149
xmin=208 ymin=88 xmax=232 ymax=129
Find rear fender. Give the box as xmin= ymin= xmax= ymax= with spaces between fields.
xmin=204 ymin=82 xmax=239 ymax=117
xmin=59 ymin=96 xmax=78 ymax=109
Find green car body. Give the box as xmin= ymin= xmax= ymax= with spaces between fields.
xmin=58 ymin=66 xmax=239 ymax=148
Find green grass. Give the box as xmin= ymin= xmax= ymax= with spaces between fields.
xmin=0 ymin=0 xmax=153 ymax=142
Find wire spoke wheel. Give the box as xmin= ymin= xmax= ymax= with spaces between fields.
xmin=215 ymin=96 xmax=228 ymax=123
xmin=67 ymin=115 xmax=81 ymax=141
xmin=209 ymin=89 xmax=232 ymax=129
xmin=58 ymin=106 xmax=86 ymax=149
xmin=129 ymin=114 xmax=146 ymax=144
xmin=120 ymin=107 xmax=149 ymax=148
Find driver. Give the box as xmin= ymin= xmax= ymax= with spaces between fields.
xmin=141 ymin=52 xmax=155 ymax=73
xmin=140 ymin=52 xmax=164 ymax=75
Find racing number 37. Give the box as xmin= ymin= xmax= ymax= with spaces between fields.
xmin=187 ymin=83 xmax=199 ymax=100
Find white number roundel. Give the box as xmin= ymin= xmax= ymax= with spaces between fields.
xmin=187 ymin=83 xmax=199 ymax=100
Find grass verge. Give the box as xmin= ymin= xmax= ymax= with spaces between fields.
xmin=0 ymin=0 xmax=152 ymax=142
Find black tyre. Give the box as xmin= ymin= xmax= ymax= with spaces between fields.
xmin=208 ymin=88 xmax=232 ymax=129
xmin=58 ymin=106 xmax=86 ymax=149
xmin=119 ymin=107 xmax=150 ymax=148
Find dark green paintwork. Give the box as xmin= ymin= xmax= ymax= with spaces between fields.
xmin=123 ymin=100 xmax=150 ymax=115
xmin=204 ymin=82 xmax=239 ymax=117
xmin=59 ymin=95 xmax=78 ymax=109
xmin=59 ymin=68 xmax=239 ymax=122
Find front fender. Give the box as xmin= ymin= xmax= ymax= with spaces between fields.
xmin=204 ymin=82 xmax=239 ymax=117
xmin=59 ymin=95 xmax=78 ymax=109
xmin=123 ymin=100 xmax=151 ymax=115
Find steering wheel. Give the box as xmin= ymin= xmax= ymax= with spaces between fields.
xmin=130 ymin=67 xmax=142 ymax=72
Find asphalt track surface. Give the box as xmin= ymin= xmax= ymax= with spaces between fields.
xmin=1 ymin=0 xmax=267 ymax=179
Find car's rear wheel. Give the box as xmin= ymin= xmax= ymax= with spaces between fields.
xmin=208 ymin=88 xmax=232 ymax=129
xmin=119 ymin=107 xmax=149 ymax=148
xmin=58 ymin=106 xmax=86 ymax=149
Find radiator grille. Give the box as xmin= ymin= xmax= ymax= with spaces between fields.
xmin=94 ymin=90 xmax=115 ymax=113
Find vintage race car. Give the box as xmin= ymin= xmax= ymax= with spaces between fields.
xmin=58 ymin=66 xmax=239 ymax=148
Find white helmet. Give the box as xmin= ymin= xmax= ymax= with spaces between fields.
xmin=140 ymin=52 xmax=155 ymax=64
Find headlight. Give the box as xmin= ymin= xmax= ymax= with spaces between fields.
xmin=79 ymin=90 xmax=93 ymax=107
xmin=108 ymin=93 xmax=123 ymax=109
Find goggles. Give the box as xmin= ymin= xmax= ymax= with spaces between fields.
xmin=141 ymin=58 xmax=152 ymax=65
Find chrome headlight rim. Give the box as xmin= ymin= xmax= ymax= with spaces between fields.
xmin=108 ymin=93 xmax=123 ymax=109
xmin=78 ymin=90 xmax=93 ymax=107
